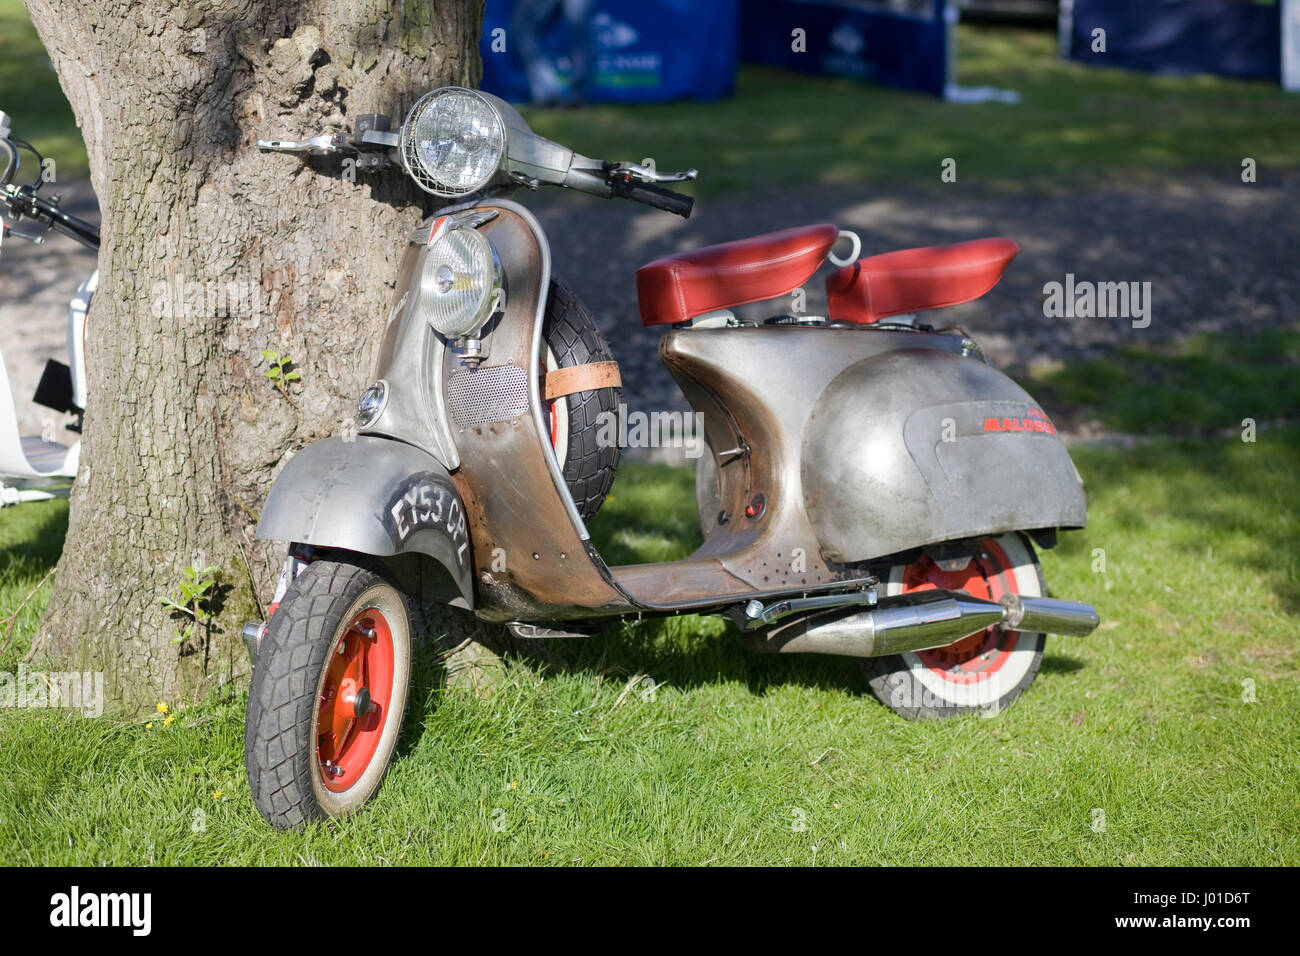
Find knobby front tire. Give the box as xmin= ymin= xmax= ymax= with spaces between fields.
xmin=245 ymin=559 xmax=414 ymax=829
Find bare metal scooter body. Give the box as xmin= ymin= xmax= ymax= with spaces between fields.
xmin=244 ymin=88 xmax=1098 ymax=828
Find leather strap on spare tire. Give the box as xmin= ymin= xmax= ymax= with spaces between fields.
xmin=542 ymin=278 xmax=621 ymax=522
xmin=542 ymin=360 xmax=622 ymax=400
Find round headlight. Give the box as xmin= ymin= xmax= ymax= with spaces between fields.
xmin=401 ymin=88 xmax=505 ymax=197
xmin=421 ymin=226 xmax=498 ymax=338
xmin=356 ymin=380 xmax=387 ymax=427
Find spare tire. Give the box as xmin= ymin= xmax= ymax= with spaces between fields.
xmin=540 ymin=279 xmax=620 ymax=520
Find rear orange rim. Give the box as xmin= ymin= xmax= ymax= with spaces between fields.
xmin=897 ymin=538 xmax=1022 ymax=686
xmin=316 ymin=608 xmax=395 ymax=793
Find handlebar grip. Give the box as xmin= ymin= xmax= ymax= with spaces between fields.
xmin=609 ymin=178 xmax=694 ymax=218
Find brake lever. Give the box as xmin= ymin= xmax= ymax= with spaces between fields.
xmin=256 ymin=134 xmax=348 ymax=155
xmin=608 ymin=161 xmax=698 ymax=184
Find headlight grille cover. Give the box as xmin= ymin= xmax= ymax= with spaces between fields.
xmin=401 ymin=87 xmax=505 ymax=197
xmin=421 ymin=226 xmax=496 ymax=338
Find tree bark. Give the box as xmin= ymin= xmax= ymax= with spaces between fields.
xmin=23 ymin=0 xmax=483 ymax=710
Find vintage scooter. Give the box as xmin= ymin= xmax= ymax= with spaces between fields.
xmin=0 ymin=111 xmax=98 ymax=506
xmin=244 ymin=87 xmax=1099 ymax=828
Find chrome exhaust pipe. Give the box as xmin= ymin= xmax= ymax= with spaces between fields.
xmin=742 ymin=589 xmax=1098 ymax=658
xmin=1000 ymin=594 xmax=1099 ymax=637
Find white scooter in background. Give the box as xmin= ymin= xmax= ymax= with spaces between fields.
xmin=0 ymin=110 xmax=98 ymax=506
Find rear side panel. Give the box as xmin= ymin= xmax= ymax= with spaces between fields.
xmin=801 ymin=349 xmax=1086 ymax=562
xmin=620 ymin=326 xmax=970 ymax=608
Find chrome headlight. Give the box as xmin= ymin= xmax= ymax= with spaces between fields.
xmin=356 ymin=380 xmax=388 ymax=427
xmin=401 ymin=88 xmax=505 ymax=197
xmin=421 ymin=224 xmax=499 ymax=338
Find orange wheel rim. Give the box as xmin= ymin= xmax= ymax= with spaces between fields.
xmin=899 ymin=538 xmax=1023 ymax=686
xmin=316 ymin=608 xmax=395 ymax=793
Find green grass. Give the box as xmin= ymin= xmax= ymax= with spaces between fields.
xmin=0 ymin=0 xmax=86 ymax=179
xmin=1 ymin=425 xmax=1296 ymax=864
xmin=0 ymin=498 xmax=66 ymax=671
xmin=522 ymin=26 xmax=1300 ymax=195
xmin=1020 ymin=328 xmax=1300 ymax=436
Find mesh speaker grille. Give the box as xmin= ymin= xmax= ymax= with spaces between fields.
xmin=447 ymin=364 xmax=530 ymax=427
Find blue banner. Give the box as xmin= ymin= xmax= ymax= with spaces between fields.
xmin=480 ymin=0 xmax=739 ymax=104
xmin=740 ymin=0 xmax=949 ymax=97
xmin=1067 ymin=0 xmax=1282 ymax=83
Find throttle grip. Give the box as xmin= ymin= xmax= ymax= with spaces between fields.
xmin=609 ymin=178 xmax=694 ymax=218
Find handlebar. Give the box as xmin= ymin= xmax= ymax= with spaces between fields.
xmin=16 ymin=188 xmax=100 ymax=249
xmin=258 ymin=110 xmax=699 ymax=219
xmin=0 ymin=129 xmax=100 ymax=250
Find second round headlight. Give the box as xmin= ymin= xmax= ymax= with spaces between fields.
xmin=421 ymin=226 xmax=498 ymax=338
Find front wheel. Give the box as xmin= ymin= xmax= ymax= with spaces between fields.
xmin=244 ymin=559 xmax=413 ymax=828
xmin=863 ymin=533 xmax=1046 ymax=719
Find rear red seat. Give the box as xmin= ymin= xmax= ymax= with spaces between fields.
xmin=825 ymin=238 xmax=1019 ymax=324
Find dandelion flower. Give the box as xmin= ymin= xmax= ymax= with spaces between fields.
xmin=156 ymin=702 xmax=168 ymax=714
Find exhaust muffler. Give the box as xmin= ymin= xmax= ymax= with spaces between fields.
xmin=741 ymin=589 xmax=1098 ymax=658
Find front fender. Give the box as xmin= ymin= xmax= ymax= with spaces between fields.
xmin=256 ymin=436 xmax=474 ymax=608
xmin=802 ymin=349 xmax=1086 ymax=562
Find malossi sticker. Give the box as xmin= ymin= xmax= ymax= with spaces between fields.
xmin=984 ymin=406 xmax=1057 ymax=435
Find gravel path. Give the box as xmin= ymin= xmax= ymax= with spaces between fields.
xmin=3 ymin=175 xmax=1293 ymax=436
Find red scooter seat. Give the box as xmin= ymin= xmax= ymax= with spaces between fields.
xmin=826 ymin=238 xmax=1019 ymax=324
xmin=637 ymin=223 xmax=839 ymax=326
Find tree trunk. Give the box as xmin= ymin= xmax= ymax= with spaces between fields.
xmin=24 ymin=0 xmax=483 ymax=710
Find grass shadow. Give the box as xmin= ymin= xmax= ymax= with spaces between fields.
xmin=1039 ymin=654 xmax=1086 ymax=677
xmin=522 ymin=462 xmax=868 ymax=697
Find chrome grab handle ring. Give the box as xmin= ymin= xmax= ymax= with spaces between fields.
xmin=827 ymin=229 xmax=861 ymax=268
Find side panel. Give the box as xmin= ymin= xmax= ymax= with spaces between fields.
xmin=615 ymin=326 xmax=968 ymax=608
xmin=255 ymin=436 xmax=474 ymax=607
xmin=801 ymin=349 xmax=1086 ymax=562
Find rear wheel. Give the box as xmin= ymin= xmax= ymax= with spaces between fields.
xmin=245 ymin=559 xmax=413 ymax=828
xmin=540 ymin=279 xmax=620 ymax=520
xmin=863 ymin=533 xmax=1046 ymax=719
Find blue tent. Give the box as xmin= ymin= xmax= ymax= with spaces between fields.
xmin=741 ymin=0 xmax=950 ymax=98
xmin=1065 ymin=0 xmax=1282 ymax=83
xmin=480 ymin=0 xmax=739 ymax=103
